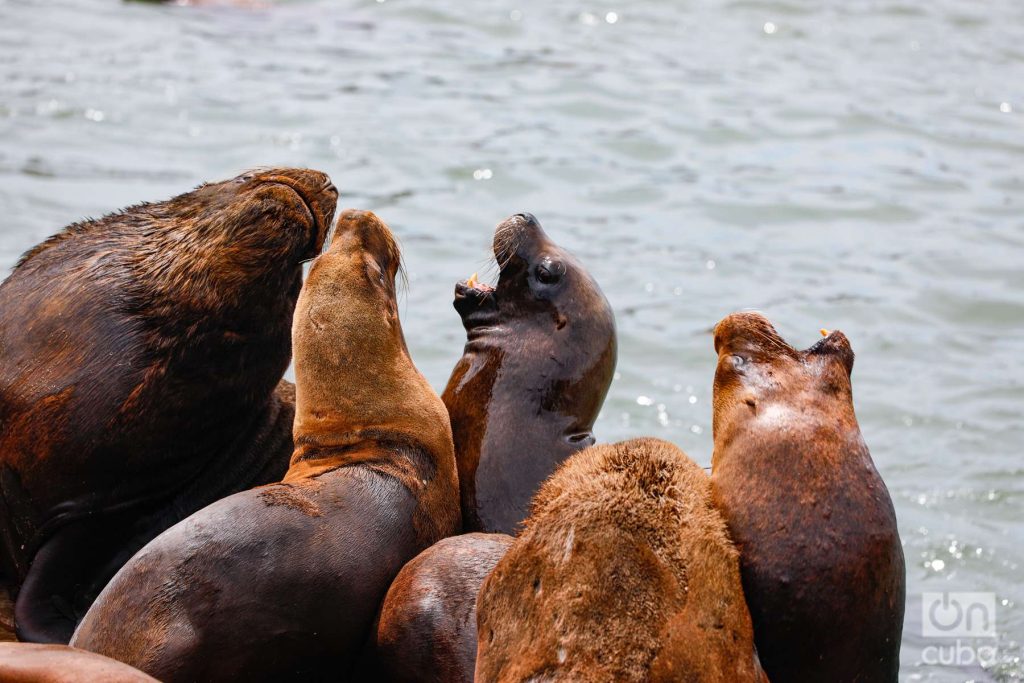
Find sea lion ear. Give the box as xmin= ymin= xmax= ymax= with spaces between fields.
xmin=811 ymin=331 xmax=855 ymax=376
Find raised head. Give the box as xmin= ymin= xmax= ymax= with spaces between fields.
xmin=712 ymin=311 xmax=857 ymax=450
xmin=444 ymin=213 xmax=617 ymax=533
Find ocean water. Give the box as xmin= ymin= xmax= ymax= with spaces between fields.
xmin=1 ymin=0 xmax=1021 ymax=679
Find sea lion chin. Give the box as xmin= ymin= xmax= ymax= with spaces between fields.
xmin=0 ymin=167 xmax=336 ymax=643
xmin=710 ymin=311 xmax=905 ymax=683
xmin=70 ymin=210 xmax=460 ymax=682
xmin=446 ymin=212 xmax=617 ymax=534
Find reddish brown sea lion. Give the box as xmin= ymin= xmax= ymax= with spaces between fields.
xmin=0 ymin=168 xmax=336 ymax=643
xmin=358 ymin=213 xmax=617 ymax=682
xmin=444 ymin=212 xmax=617 ymax=534
xmin=0 ymin=644 xmax=158 ymax=683
xmin=70 ymin=210 xmax=461 ymax=682
xmin=475 ymin=438 xmax=768 ymax=683
xmin=710 ymin=312 xmax=905 ymax=683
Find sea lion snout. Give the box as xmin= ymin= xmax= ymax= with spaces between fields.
xmin=808 ymin=329 xmax=855 ymax=376
xmin=327 ymin=209 xmax=400 ymax=269
xmin=493 ymin=212 xmax=550 ymax=267
xmin=237 ymin=168 xmax=338 ymax=257
xmin=331 ymin=209 xmax=388 ymax=246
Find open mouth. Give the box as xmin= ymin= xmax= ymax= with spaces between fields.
xmin=454 ymin=270 xmax=499 ymax=326
xmin=453 ymin=213 xmax=541 ymax=328
xmin=458 ymin=272 xmax=496 ymax=296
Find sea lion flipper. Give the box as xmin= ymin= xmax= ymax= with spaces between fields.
xmin=13 ymin=522 xmax=91 ymax=643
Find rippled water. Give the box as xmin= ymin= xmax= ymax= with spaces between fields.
xmin=2 ymin=0 xmax=1022 ymax=679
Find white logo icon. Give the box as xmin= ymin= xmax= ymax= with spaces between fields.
xmin=922 ymin=592 xmax=996 ymax=638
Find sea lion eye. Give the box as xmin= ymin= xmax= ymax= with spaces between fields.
xmin=535 ymin=259 xmax=565 ymax=285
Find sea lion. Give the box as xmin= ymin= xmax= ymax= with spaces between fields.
xmin=710 ymin=312 xmax=905 ymax=682
xmin=0 ymin=644 xmax=158 ymax=683
xmin=475 ymin=438 xmax=768 ymax=683
xmin=358 ymin=213 xmax=617 ymax=682
xmin=359 ymin=533 xmax=513 ymax=682
xmin=443 ymin=212 xmax=617 ymax=534
xmin=0 ymin=168 xmax=336 ymax=643
xmin=71 ymin=210 xmax=461 ymax=682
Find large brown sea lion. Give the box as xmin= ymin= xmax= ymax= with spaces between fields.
xmin=444 ymin=212 xmax=617 ymax=534
xmin=358 ymin=213 xmax=617 ymax=682
xmin=0 ymin=644 xmax=158 ymax=683
xmin=70 ymin=210 xmax=461 ymax=682
xmin=0 ymin=168 xmax=336 ymax=643
xmin=710 ymin=312 xmax=905 ymax=682
xmin=475 ymin=438 xmax=768 ymax=683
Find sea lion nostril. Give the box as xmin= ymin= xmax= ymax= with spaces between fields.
xmin=515 ymin=212 xmax=538 ymax=225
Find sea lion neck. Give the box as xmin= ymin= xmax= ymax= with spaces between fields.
xmin=289 ymin=211 xmax=452 ymax=479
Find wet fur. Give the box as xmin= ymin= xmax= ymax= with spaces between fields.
xmin=476 ymin=438 xmax=767 ymax=683
xmin=711 ymin=312 xmax=904 ymax=683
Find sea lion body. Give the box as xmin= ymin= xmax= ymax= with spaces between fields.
xmin=0 ymin=169 xmax=336 ymax=642
xmin=360 ymin=214 xmax=617 ymax=681
xmin=361 ymin=533 xmax=512 ymax=683
xmin=0 ymin=644 xmax=157 ymax=683
xmin=710 ymin=312 xmax=905 ymax=682
xmin=71 ymin=210 xmax=461 ymax=681
xmin=475 ymin=438 xmax=768 ymax=683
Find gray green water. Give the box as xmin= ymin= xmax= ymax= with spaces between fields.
xmin=1 ymin=0 xmax=1022 ymax=679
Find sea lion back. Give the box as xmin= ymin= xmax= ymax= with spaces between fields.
xmin=475 ymin=437 xmax=766 ymax=683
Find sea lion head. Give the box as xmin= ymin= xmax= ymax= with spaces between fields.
xmin=445 ymin=213 xmax=617 ymax=533
xmin=453 ymin=212 xmax=616 ymax=425
xmin=148 ymin=168 xmax=338 ymax=295
xmin=15 ymin=167 xmax=338 ymax=314
xmin=711 ymin=311 xmax=856 ymax=445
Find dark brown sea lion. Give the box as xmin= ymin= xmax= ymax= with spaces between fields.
xmin=0 ymin=168 xmax=336 ymax=643
xmin=475 ymin=438 xmax=768 ymax=683
xmin=710 ymin=312 xmax=905 ymax=683
xmin=359 ymin=533 xmax=512 ymax=682
xmin=357 ymin=213 xmax=617 ymax=682
xmin=70 ymin=210 xmax=461 ymax=682
xmin=444 ymin=212 xmax=617 ymax=534
xmin=0 ymin=644 xmax=158 ymax=683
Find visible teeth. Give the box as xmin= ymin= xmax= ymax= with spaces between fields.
xmin=467 ymin=273 xmax=479 ymax=289
xmin=820 ymin=328 xmax=830 ymax=337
